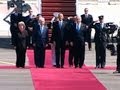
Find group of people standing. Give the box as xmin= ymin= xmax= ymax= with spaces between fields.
xmin=49 ymin=8 xmax=94 ymax=68
xmin=10 ymin=8 xmax=48 ymax=68
xmin=50 ymin=8 xmax=107 ymax=69
xmin=9 ymin=7 xmax=120 ymax=73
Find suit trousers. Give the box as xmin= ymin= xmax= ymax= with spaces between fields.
xmin=68 ymin=45 xmax=74 ymax=66
xmin=86 ymin=29 xmax=92 ymax=50
xmin=95 ymin=42 xmax=106 ymax=67
xmin=74 ymin=41 xmax=85 ymax=68
xmin=55 ymin=42 xmax=65 ymax=67
xmin=16 ymin=47 xmax=26 ymax=67
xmin=34 ymin=46 xmax=45 ymax=68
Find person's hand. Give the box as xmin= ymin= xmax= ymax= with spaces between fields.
xmin=86 ymin=25 xmax=89 ymax=29
xmin=94 ymin=20 xmax=99 ymax=23
xmin=70 ymin=42 xmax=73 ymax=46
xmin=85 ymin=42 xmax=87 ymax=46
xmin=49 ymin=43 xmax=52 ymax=46
xmin=65 ymin=41 xmax=69 ymax=46
xmin=28 ymin=27 xmax=33 ymax=31
xmin=53 ymin=41 xmax=56 ymax=46
xmin=14 ymin=46 xmax=16 ymax=49
xmin=33 ymin=43 xmax=36 ymax=47
xmin=45 ymin=44 xmax=48 ymax=47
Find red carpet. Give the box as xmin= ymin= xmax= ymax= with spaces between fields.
xmin=27 ymin=50 xmax=106 ymax=90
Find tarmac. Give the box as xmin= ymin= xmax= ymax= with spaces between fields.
xmin=0 ymin=36 xmax=120 ymax=90
xmin=0 ymin=37 xmax=34 ymax=90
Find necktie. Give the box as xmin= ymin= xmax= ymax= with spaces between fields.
xmin=76 ymin=24 xmax=80 ymax=31
xmin=40 ymin=25 xmax=44 ymax=34
xmin=100 ymin=23 xmax=104 ymax=29
xmin=85 ymin=14 xmax=88 ymax=18
xmin=59 ymin=21 xmax=62 ymax=29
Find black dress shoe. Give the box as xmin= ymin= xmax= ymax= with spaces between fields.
xmin=113 ymin=71 xmax=120 ymax=74
xmin=56 ymin=66 xmax=60 ymax=68
xmin=61 ymin=66 xmax=64 ymax=68
xmin=101 ymin=66 xmax=105 ymax=68
xmin=53 ymin=65 xmax=56 ymax=67
xmin=79 ymin=66 xmax=82 ymax=68
xmin=36 ymin=66 xmax=39 ymax=68
xmin=101 ymin=64 xmax=105 ymax=68
xmin=21 ymin=66 xmax=25 ymax=68
xmin=75 ymin=66 xmax=78 ymax=68
xmin=40 ymin=66 xmax=44 ymax=68
xmin=36 ymin=66 xmax=44 ymax=68
xmin=69 ymin=65 xmax=73 ymax=67
xmin=95 ymin=66 xmax=100 ymax=69
xmin=16 ymin=66 xmax=20 ymax=68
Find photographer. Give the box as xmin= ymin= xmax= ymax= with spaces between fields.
xmin=106 ymin=22 xmax=118 ymax=56
xmin=113 ymin=28 xmax=120 ymax=73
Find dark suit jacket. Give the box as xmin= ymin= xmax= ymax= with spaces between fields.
xmin=23 ymin=15 xmax=30 ymax=24
xmin=13 ymin=30 xmax=28 ymax=49
xmin=10 ymin=13 xmax=22 ymax=29
xmin=23 ymin=15 xmax=34 ymax=34
xmin=65 ymin=19 xmax=75 ymax=42
xmin=52 ymin=20 xmax=68 ymax=44
xmin=81 ymin=14 xmax=93 ymax=26
xmin=91 ymin=23 xmax=107 ymax=43
xmin=33 ymin=24 xmax=48 ymax=47
xmin=72 ymin=23 xmax=87 ymax=43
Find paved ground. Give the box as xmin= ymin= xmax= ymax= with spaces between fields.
xmin=0 ymin=37 xmax=34 ymax=90
xmin=0 ymin=2 xmax=36 ymax=90
xmin=0 ymin=36 xmax=120 ymax=90
xmin=0 ymin=69 xmax=34 ymax=90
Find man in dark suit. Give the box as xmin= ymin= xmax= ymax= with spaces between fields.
xmin=71 ymin=16 xmax=87 ymax=68
xmin=10 ymin=8 xmax=22 ymax=45
xmin=52 ymin=13 xmax=68 ymax=68
xmin=90 ymin=15 xmax=107 ymax=68
xmin=81 ymin=8 xmax=93 ymax=51
xmin=66 ymin=16 xmax=75 ymax=67
xmin=33 ymin=17 xmax=48 ymax=68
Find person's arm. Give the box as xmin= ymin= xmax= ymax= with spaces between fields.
xmin=45 ymin=27 xmax=49 ymax=45
xmin=64 ymin=22 xmax=69 ymax=46
xmin=32 ymin=25 xmax=37 ymax=46
xmin=12 ymin=31 xmax=18 ymax=49
xmin=51 ymin=22 xmax=56 ymax=44
xmin=26 ymin=30 xmax=29 ymax=47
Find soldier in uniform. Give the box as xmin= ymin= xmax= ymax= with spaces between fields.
xmin=113 ymin=27 xmax=120 ymax=73
xmin=90 ymin=15 xmax=107 ymax=68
